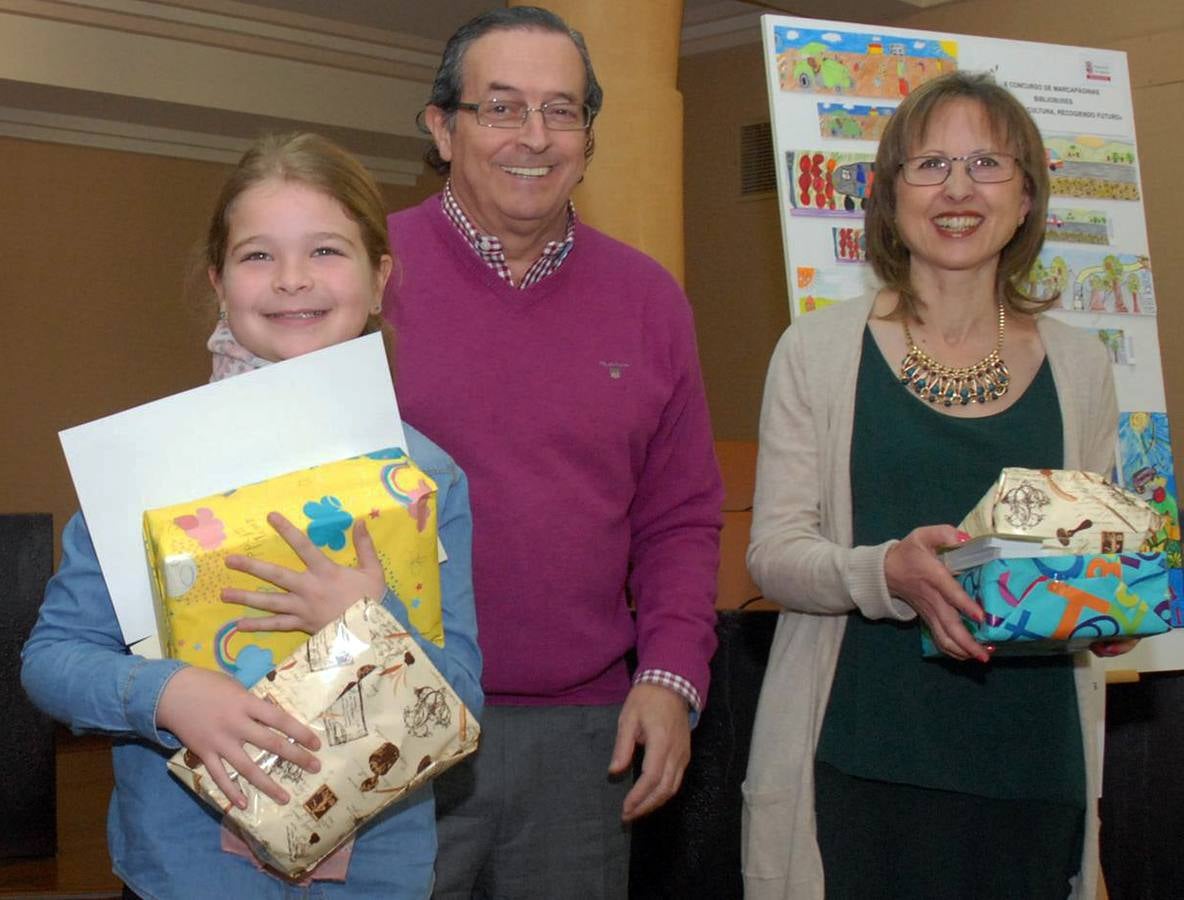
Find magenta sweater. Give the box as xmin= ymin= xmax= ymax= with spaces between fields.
xmin=385 ymin=195 xmax=723 ymax=707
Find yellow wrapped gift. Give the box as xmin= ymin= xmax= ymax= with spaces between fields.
xmin=143 ymin=447 xmax=443 ymax=686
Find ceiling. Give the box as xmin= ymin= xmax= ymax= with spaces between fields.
xmin=230 ymin=1 xmax=954 ymax=46
xmin=0 ymin=0 xmax=955 ymax=183
xmin=238 ymin=1 xmax=954 ymax=39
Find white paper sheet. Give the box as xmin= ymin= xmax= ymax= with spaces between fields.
xmin=59 ymin=333 xmax=407 ymax=647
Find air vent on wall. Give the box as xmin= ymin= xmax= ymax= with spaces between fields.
xmin=739 ymin=121 xmax=775 ymax=196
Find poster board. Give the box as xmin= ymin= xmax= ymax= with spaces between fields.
xmin=761 ymin=16 xmax=1182 ymax=671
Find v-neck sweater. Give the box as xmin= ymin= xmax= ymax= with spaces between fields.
xmin=384 ymin=195 xmax=723 ymax=707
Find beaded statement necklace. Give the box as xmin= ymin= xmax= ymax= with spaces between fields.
xmin=899 ymin=303 xmax=1010 ymax=407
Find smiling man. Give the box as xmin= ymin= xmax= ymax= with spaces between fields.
xmin=382 ymin=7 xmax=723 ymax=898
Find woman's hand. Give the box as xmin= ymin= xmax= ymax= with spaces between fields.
xmin=157 ymin=666 xmax=321 ymax=808
xmin=884 ymin=525 xmax=990 ymax=663
xmin=1090 ymin=638 xmax=1139 ymax=658
xmin=222 ymin=513 xmax=387 ymax=635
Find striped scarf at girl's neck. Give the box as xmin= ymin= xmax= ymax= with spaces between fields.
xmin=207 ymin=319 xmax=271 ymax=382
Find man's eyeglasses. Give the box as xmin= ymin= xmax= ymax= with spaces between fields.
xmin=456 ymin=98 xmax=592 ymax=131
xmin=899 ymin=153 xmax=1020 ymax=186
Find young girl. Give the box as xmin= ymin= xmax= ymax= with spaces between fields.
xmin=21 ymin=133 xmax=482 ymax=899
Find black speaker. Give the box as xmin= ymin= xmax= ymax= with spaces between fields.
xmin=1101 ymin=672 xmax=1184 ymax=899
xmin=0 ymin=513 xmax=56 ymax=859
xmin=630 ymin=610 xmax=777 ymax=900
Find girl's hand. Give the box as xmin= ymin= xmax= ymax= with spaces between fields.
xmin=157 ymin=666 xmax=321 ymax=808
xmin=1090 ymin=638 xmax=1140 ymax=658
xmin=222 ymin=513 xmax=387 ymax=635
xmin=884 ymin=524 xmax=990 ymax=663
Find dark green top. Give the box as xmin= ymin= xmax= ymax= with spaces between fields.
xmin=816 ymin=327 xmax=1085 ymax=807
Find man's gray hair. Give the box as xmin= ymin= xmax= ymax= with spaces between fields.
xmin=420 ymin=6 xmax=604 ymax=175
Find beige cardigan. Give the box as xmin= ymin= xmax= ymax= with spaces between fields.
xmin=742 ymin=293 xmax=1117 ymax=900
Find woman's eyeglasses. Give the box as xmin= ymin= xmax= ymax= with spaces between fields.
xmin=899 ymin=153 xmax=1020 ymax=186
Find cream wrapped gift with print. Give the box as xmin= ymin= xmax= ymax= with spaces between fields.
xmin=143 ymin=447 xmax=442 ymax=686
xmin=959 ymin=468 xmax=1164 ymax=555
xmin=168 ymin=597 xmax=479 ymax=878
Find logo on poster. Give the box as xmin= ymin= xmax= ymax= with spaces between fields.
xmin=1084 ymin=60 xmax=1111 ymax=83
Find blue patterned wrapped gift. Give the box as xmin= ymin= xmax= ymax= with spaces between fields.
xmin=921 ymin=552 xmax=1172 ymax=657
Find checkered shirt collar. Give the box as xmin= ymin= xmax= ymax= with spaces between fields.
xmin=441 ymin=180 xmax=575 ymax=289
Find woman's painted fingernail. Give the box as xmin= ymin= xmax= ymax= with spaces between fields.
xmin=956 ymin=530 xmax=972 ymax=542
xmin=985 ymin=644 xmax=996 ymax=653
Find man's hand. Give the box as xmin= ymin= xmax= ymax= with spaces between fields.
xmin=607 ymin=682 xmax=691 ymax=822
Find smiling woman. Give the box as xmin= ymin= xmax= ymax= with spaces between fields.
xmin=865 ymin=72 xmax=1052 ymax=325
xmin=743 ymin=72 xmax=1122 ymax=900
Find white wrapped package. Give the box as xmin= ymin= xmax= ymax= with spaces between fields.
xmin=959 ymin=468 xmax=1164 ymax=554
xmin=168 ymin=597 xmax=479 ymax=878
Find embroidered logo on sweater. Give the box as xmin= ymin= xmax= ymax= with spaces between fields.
xmin=599 ymin=361 xmax=631 ymax=379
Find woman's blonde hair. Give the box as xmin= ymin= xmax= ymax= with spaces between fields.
xmin=864 ymin=71 xmax=1053 ymax=321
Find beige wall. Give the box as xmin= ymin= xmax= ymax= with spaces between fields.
xmin=680 ymin=44 xmax=790 ymax=441
xmin=681 ymin=0 xmax=1184 ymax=502
xmin=5 ymin=0 xmax=1182 ymax=544
xmin=1 ymin=136 xmax=439 ymax=552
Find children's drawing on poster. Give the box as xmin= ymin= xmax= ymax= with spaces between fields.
xmin=832 ymin=226 xmax=867 ymax=263
xmin=773 ymin=26 xmax=957 ymax=98
xmin=1045 ymin=134 xmax=1139 ymax=200
xmin=1045 ymin=208 xmax=1110 ymax=245
xmin=1024 ymin=248 xmax=1154 ymax=315
xmin=787 ymin=150 xmax=875 ymax=215
xmin=1172 ymin=573 xmax=1184 ymax=630
xmin=795 ymin=265 xmax=868 ymax=315
xmin=1118 ymin=412 xmax=1183 ymax=625
xmin=817 ymin=103 xmax=895 ymax=140
xmin=1087 ymin=328 xmax=1134 ymax=366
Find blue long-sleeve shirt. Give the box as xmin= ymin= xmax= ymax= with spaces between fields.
xmin=22 ymin=424 xmax=482 ymax=900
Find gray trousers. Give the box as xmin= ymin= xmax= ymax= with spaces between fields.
xmin=432 ymin=704 xmax=632 ymax=899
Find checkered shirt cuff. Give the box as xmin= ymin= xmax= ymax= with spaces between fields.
xmin=633 ymin=668 xmax=701 ymax=713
